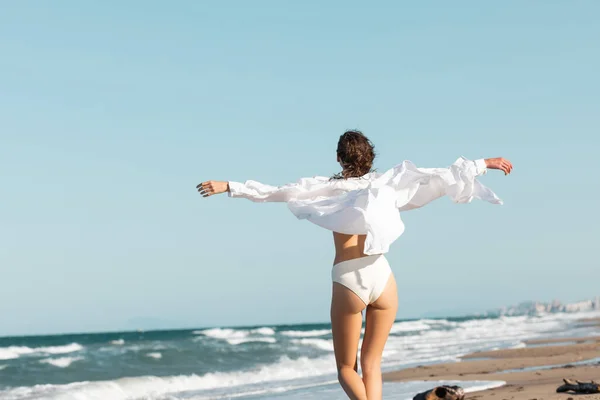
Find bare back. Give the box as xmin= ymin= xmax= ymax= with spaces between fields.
xmin=333 ymin=232 xmax=368 ymax=265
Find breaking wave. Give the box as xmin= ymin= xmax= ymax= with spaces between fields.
xmin=0 ymin=343 xmax=83 ymax=361
xmin=39 ymin=356 xmax=83 ymax=368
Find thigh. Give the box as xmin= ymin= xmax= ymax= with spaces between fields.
xmin=330 ymin=283 xmax=366 ymax=368
xmin=360 ymin=274 xmax=398 ymax=360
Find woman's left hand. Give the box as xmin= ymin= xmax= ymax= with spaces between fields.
xmin=197 ymin=181 xmax=229 ymax=197
xmin=484 ymin=157 xmax=513 ymax=175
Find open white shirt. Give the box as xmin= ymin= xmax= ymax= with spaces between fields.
xmin=228 ymin=157 xmax=500 ymax=255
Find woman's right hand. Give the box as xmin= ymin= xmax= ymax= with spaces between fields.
xmin=485 ymin=158 xmax=513 ymax=175
xmin=197 ymin=181 xmax=229 ymax=197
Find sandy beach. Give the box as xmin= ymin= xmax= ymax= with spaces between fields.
xmin=384 ymin=330 xmax=600 ymax=399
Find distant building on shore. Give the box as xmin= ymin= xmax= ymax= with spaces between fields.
xmin=489 ymin=296 xmax=600 ymax=317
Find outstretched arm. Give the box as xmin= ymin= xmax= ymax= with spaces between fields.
xmin=396 ymin=157 xmax=512 ymax=211
xmin=197 ymin=177 xmax=339 ymax=202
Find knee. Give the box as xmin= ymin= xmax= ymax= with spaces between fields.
xmin=336 ymin=363 xmax=355 ymax=381
xmin=360 ymin=356 xmax=381 ymax=376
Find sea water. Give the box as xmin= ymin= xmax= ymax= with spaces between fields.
xmin=1 ymin=311 xmax=598 ymax=399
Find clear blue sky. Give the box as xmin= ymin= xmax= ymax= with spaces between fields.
xmin=1 ymin=1 xmax=598 ymax=337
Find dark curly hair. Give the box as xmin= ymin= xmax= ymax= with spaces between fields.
xmin=332 ymin=130 xmax=376 ymax=179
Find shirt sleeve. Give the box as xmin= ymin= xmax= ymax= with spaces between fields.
xmin=396 ymin=157 xmax=501 ymax=211
xmin=474 ymin=158 xmax=488 ymax=176
xmin=227 ymin=177 xmax=342 ymax=203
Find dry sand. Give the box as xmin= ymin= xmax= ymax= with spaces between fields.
xmin=384 ymin=335 xmax=600 ymax=400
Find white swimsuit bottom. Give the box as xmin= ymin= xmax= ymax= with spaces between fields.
xmin=331 ymin=254 xmax=392 ymax=306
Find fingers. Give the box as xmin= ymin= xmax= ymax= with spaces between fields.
xmin=197 ymin=181 xmax=215 ymax=197
xmin=198 ymin=187 xmax=212 ymax=196
xmin=497 ymin=158 xmax=513 ymax=175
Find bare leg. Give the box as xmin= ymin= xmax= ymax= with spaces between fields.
xmin=360 ymin=274 xmax=398 ymax=400
xmin=331 ymin=283 xmax=367 ymax=400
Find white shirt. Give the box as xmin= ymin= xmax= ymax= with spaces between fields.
xmin=228 ymin=157 xmax=500 ymax=255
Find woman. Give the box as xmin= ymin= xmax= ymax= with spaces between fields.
xmin=197 ymin=130 xmax=512 ymax=400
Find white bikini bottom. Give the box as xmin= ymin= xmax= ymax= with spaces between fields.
xmin=331 ymin=254 xmax=392 ymax=305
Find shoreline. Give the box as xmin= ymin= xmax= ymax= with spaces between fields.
xmin=384 ymin=333 xmax=600 ymax=399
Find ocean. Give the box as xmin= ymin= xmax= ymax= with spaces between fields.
xmin=1 ymin=311 xmax=599 ymax=400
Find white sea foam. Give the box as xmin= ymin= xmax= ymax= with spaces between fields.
xmin=98 ymin=342 xmax=165 ymax=356
xmin=0 ymin=377 xmax=506 ymax=400
xmin=0 ymin=365 xmax=6 ymax=371
xmin=245 ymin=380 xmax=507 ymax=400
xmin=0 ymin=356 xmax=337 ymax=400
xmin=252 ymin=327 xmax=276 ymax=335
xmin=39 ymin=356 xmax=83 ymax=368
xmin=463 ymin=380 xmax=506 ymax=393
xmin=0 ymin=346 xmax=34 ymax=360
xmin=227 ymin=338 xmax=277 ymax=345
xmin=381 ymin=349 xmax=398 ymax=358
xmin=389 ymin=320 xmax=432 ymax=333
xmin=510 ymin=342 xmax=527 ymax=349
xmin=422 ymin=319 xmax=458 ymax=326
xmin=378 ymin=312 xmax=591 ymax=371
xmin=36 ymin=343 xmax=83 ymax=354
xmin=110 ymin=339 xmax=125 ymax=345
xmin=146 ymin=352 xmax=162 ymax=359
xmin=197 ymin=328 xmax=249 ymax=340
xmin=0 ymin=343 xmax=83 ymax=360
xmin=194 ymin=327 xmax=276 ymax=346
xmin=280 ymin=329 xmax=331 ymax=337
xmin=195 ymin=327 xmax=275 ymax=340
xmin=291 ymin=338 xmax=334 ymax=352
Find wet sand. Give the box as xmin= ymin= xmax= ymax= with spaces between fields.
xmin=384 ymin=335 xmax=600 ymax=399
